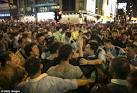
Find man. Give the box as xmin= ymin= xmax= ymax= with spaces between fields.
xmin=108 ymin=57 xmax=130 ymax=93
xmin=103 ymin=39 xmax=126 ymax=60
xmin=16 ymin=57 xmax=92 ymax=93
xmin=80 ymin=40 xmax=106 ymax=65
xmin=79 ymin=40 xmax=106 ymax=80
xmin=47 ymin=44 xmax=84 ymax=79
xmin=127 ymin=44 xmax=137 ymax=69
xmin=24 ymin=43 xmax=40 ymax=58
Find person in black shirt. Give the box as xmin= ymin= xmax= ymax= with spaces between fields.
xmin=108 ymin=57 xmax=130 ymax=93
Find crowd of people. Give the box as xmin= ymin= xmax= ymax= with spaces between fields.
xmin=0 ymin=19 xmax=137 ymax=93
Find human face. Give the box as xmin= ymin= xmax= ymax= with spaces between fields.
xmin=123 ymin=34 xmax=128 ymax=41
xmin=38 ymin=36 xmax=45 ymax=44
xmin=127 ymin=48 xmax=136 ymax=58
xmin=10 ymin=53 xmax=21 ymax=66
xmin=112 ymin=32 xmax=118 ymax=38
xmin=104 ymin=43 xmax=111 ymax=49
xmin=31 ymin=45 xmax=40 ymax=57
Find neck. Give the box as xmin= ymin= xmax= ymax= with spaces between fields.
xmin=30 ymin=71 xmax=41 ymax=79
xmin=51 ymin=53 xmax=58 ymax=58
xmin=60 ymin=60 xmax=70 ymax=65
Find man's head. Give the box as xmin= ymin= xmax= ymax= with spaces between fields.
xmin=25 ymin=57 xmax=42 ymax=76
xmin=58 ymin=44 xmax=73 ymax=61
xmin=88 ymin=40 xmax=99 ymax=50
xmin=112 ymin=30 xmax=118 ymax=38
xmin=103 ymin=39 xmax=112 ymax=49
xmin=127 ymin=69 xmax=137 ymax=87
xmin=24 ymin=43 xmax=40 ymax=57
xmin=36 ymin=33 xmax=45 ymax=44
xmin=109 ymin=57 xmax=130 ymax=79
xmin=127 ymin=44 xmax=137 ymax=58
xmin=122 ymin=33 xmax=128 ymax=41
xmin=49 ymin=42 xmax=63 ymax=54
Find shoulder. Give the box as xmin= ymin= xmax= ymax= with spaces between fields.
xmin=47 ymin=66 xmax=58 ymax=73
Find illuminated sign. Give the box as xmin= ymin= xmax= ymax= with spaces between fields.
xmin=0 ymin=13 xmax=10 ymax=17
xmin=86 ymin=0 xmax=96 ymax=13
xmin=118 ymin=3 xmax=127 ymax=10
xmin=37 ymin=12 xmax=55 ymax=21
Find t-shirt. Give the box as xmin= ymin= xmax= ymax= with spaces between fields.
xmin=16 ymin=73 xmax=78 ymax=93
xmin=47 ymin=64 xmax=83 ymax=79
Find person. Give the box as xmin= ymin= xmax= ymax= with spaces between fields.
xmin=36 ymin=33 xmax=46 ymax=52
xmin=107 ymin=57 xmax=130 ymax=93
xmin=79 ymin=40 xmax=107 ymax=82
xmin=24 ymin=42 xmax=40 ymax=58
xmin=118 ymin=33 xmax=129 ymax=48
xmin=90 ymin=84 xmax=111 ymax=93
xmin=0 ymin=51 xmax=27 ymax=89
xmin=127 ymin=44 xmax=137 ymax=68
xmin=109 ymin=30 xmax=120 ymax=47
xmin=47 ymin=44 xmax=84 ymax=79
xmin=80 ymin=40 xmax=106 ymax=65
xmin=16 ymin=57 xmax=93 ymax=93
xmin=41 ymin=42 xmax=63 ymax=72
xmin=127 ymin=69 xmax=137 ymax=93
xmin=103 ymin=39 xmax=126 ymax=60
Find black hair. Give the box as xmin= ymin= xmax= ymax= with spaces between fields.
xmin=24 ymin=43 xmax=37 ymax=57
xmin=110 ymin=57 xmax=130 ymax=79
xmin=0 ymin=34 xmax=3 ymax=41
xmin=91 ymin=84 xmax=111 ymax=93
xmin=58 ymin=44 xmax=72 ymax=61
xmin=88 ymin=40 xmax=99 ymax=50
xmin=127 ymin=44 xmax=137 ymax=50
xmin=0 ymin=51 xmax=11 ymax=67
xmin=49 ymin=42 xmax=63 ymax=54
xmin=25 ymin=57 xmax=41 ymax=76
xmin=65 ymin=32 xmax=71 ymax=38
xmin=36 ymin=33 xmax=44 ymax=39
xmin=128 ymin=69 xmax=137 ymax=87
xmin=103 ymin=39 xmax=112 ymax=44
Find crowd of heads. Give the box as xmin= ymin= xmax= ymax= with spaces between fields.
xmin=0 ymin=19 xmax=137 ymax=93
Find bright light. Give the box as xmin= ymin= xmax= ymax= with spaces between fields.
xmin=0 ymin=13 xmax=10 ymax=17
xmin=118 ymin=3 xmax=127 ymax=10
xmin=108 ymin=0 xmax=117 ymax=18
xmin=86 ymin=0 xmax=96 ymax=14
xmin=37 ymin=12 xmax=55 ymax=21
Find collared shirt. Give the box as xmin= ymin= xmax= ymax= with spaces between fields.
xmin=111 ymin=79 xmax=128 ymax=86
xmin=130 ymin=55 xmax=137 ymax=66
xmin=16 ymin=73 xmax=77 ymax=93
xmin=105 ymin=46 xmax=126 ymax=58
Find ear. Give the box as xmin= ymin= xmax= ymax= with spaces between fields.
xmin=30 ymin=51 xmax=33 ymax=55
xmin=40 ymin=64 xmax=43 ymax=69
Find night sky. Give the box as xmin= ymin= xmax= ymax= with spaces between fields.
xmin=132 ymin=0 xmax=137 ymax=17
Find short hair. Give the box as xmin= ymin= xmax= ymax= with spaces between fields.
xmin=58 ymin=44 xmax=72 ymax=61
xmin=36 ymin=33 xmax=44 ymax=39
xmin=25 ymin=57 xmax=41 ymax=76
xmin=65 ymin=32 xmax=71 ymax=38
xmin=103 ymin=39 xmax=112 ymax=44
xmin=110 ymin=57 xmax=130 ymax=79
xmin=88 ymin=40 xmax=99 ymax=50
xmin=24 ymin=43 xmax=37 ymax=57
xmin=128 ymin=69 xmax=137 ymax=86
xmin=49 ymin=42 xmax=63 ymax=54
xmin=127 ymin=44 xmax=137 ymax=52
xmin=0 ymin=51 xmax=11 ymax=67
